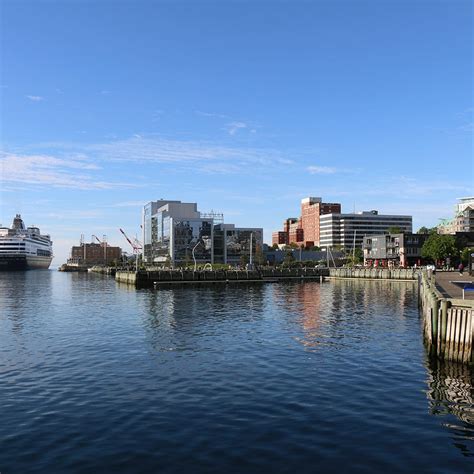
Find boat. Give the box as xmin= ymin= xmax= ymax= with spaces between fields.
xmin=0 ymin=214 xmax=53 ymax=270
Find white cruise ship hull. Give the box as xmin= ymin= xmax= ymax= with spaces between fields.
xmin=0 ymin=215 xmax=53 ymax=271
xmin=0 ymin=254 xmax=53 ymax=271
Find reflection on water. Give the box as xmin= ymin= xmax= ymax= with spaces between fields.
xmin=271 ymin=279 xmax=417 ymax=351
xmin=1 ymin=272 xmax=473 ymax=473
xmin=427 ymin=359 xmax=474 ymax=457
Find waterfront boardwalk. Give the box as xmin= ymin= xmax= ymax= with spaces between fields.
xmin=435 ymin=271 xmax=474 ymax=300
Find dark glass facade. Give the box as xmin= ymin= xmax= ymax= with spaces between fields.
xmin=225 ymin=229 xmax=263 ymax=264
xmin=173 ymin=219 xmax=213 ymax=263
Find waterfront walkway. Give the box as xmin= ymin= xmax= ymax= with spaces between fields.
xmin=435 ymin=271 xmax=474 ymax=300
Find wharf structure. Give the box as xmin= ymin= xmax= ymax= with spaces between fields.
xmin=419 ymin=271 xmax=474 ymax=365
xmin=142 ymin=200 xmax=263 ymax=267
xmin=116 ymin=267 xmax=329 ymax=287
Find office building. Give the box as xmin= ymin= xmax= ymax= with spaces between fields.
xmin=319 ymin=210 xmax=413 ymax=249
xmin=143 ymin=200 xmax=263 ymax=266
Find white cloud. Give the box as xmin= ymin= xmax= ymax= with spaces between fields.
xmin=81 ymin=135 xmax=292 ymax=171
xmin=307 ymin=165 xmax=338 ymax=174
xmin=225 ymin=121 xmax=248 ymax=135
xmin=26 ymin=95 xmax=44 ymax=102
xmin=0 ymin=152 xmax=136 ymax=190
xmin=12 ymin=135 xmax=294 ymax=178
xmin=195 ymin=110 xmax=230 ymax=119
xmin=46 ymin=210 xmax=104 ymax=219
xmin=110 ymin=201 xmax=147 ymax=208
xmin=459 ymin=122 xmax=473 ymax=132
xmin=307 ymin=165 xmax=358 ymax=175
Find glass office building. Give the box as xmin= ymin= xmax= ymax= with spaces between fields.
xmin=173 ymin=219 xmax=213 ymax=263
xmin=224 ymin=227 xmax=263 ymax=265
xmin=143 ymin=200 xmax=263 ymax=266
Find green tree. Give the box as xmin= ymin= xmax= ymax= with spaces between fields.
xmin=346 ymin=248 xmax=363 ymax=266
xmin=289 ymin=242 xmax=299 ymax=249
xmin=460 ymin=247 xmax=474 ymax=264
xmin=240 ymin=254 xmax=249 ymax=267
xmin=255 ymin=245 xmax=265 ymax=266
xmin=271 ymin=243 xmax=279 ymax=250
xmin=387 ymin=226 xmax=402 ymax=234
xmin=283 ymin=251 xmax=295 ymax=265
xmin=417 ymin=226 xmax=438 ymax=235
xmin=184 ymin=251 xmax=193 ymax=268
xmin=421 ymin=234 xmax=458 ymax=262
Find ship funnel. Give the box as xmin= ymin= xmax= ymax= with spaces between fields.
xmin=12 ymin=214 xmax=26 ymax=230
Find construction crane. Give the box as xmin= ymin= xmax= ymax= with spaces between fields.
xmin=92 ymin=235 xmax=108 ymax=264
xmin=119 ymin=228 xmax=142 ymax=271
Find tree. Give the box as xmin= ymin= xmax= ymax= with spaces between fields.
xmin=289 ymin=242 xmax=299 ymax=249
xmin=417 ymin=226 xmax=438 ymax=235
xmin=460 ymin=247 xmax=474 ymax=264
xmin=271 ymin=243 xmax=279 ymax=250
xmin=255 ymin=246 xmax=265 ymax=266
xmin=388 ymin=226 xmax=402 ymax=234
xmin=346 ymin=248 xmax=363 ymax=266
xmin=240 ymin=254 xmax=249 ymax=267
xmin=283 ymin=251 xmax=295 ymax=265
xmin=184 ymin=251 xmax=193 ymax=267
xmin=421 ymin=234 xmax=458 ymax=262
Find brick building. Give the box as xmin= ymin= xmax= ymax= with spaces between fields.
xmin=272 ymin=197 xmax=341 ymax=248
xmin=300 ymin=197 xmax=341 ymax=247
xmin=69 ymin=242 xmax=122 ymax=266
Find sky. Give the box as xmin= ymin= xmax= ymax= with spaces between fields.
xmin=0 ymin=0 xmax=472 ymax=264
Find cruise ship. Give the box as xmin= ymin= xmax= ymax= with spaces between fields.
xmin=0 ymin=215 xmax=53 ymax=270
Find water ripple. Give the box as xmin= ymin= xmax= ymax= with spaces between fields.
xmin=0 ymin=272 xmax=473 ymax=473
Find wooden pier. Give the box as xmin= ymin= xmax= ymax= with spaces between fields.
xmin=419 ymin=270 xmax=474 ymax=365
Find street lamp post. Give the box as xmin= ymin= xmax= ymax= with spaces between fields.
xmin=192 ymin=241 xmax=201 ymax=272
xmin=249 ymin=232 xmax=253 ymax=269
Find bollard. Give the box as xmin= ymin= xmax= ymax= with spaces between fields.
xmin=439 ymin=299 xmax=449 ymax=357
xmin=431 ymin=294 xmax=440 ymax=355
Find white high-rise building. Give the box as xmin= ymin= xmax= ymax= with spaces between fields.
xmin=319 ymin=210 xmax=413 ymax=249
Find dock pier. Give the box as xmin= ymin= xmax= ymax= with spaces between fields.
xmin=115 ymin=267 xmax=329 ymax=288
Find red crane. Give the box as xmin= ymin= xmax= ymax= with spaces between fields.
xmin=119 ymin=228 xmax=142 ymax=271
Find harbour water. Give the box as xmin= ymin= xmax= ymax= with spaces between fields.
xmin=1 ymin=271 xmax=473 ymax=473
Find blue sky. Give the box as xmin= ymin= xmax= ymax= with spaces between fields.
xmin=1 ymin=0 xmax=472 ymax=264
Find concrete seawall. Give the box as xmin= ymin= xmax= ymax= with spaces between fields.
xmin=329 ymin=267 xmax=419 ymax=280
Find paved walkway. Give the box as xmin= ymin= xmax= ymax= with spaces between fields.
xmin=435 ymin=271 xmax=474 ymax=300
